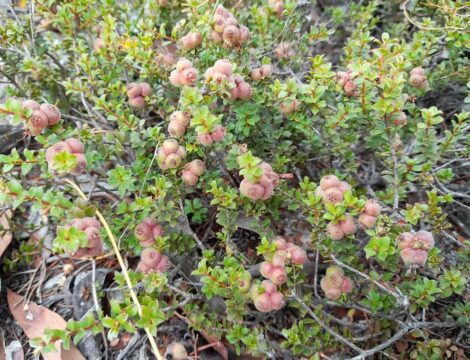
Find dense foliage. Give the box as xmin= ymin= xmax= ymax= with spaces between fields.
xmin=0 ymin=0 xmax=469 ymax=359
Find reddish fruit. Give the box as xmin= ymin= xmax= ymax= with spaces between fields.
xmin=213 ymin=16 xmax=226 ymax=33
xmin=270 ymin=266 xmax=287 ymax=285
xmin=152 ymin=224 xmax=165 ymax=239
xmin=170 ymin=111 xmax=190 ymax=127
xmin=45 ymin=141 xmax=71 ymax=162
xmin=29 ymin=110 xmax=48 ymax=129
xmin=413 ymin=230 xmax=434 ymax=249
xmin=393 ymin=112 xmax=407 ymax=126
xmin=137 ymin=262 xmax=152 ymax=274
xmin=269 ymin=291 xmax=285 ymax=310
xmin=81 ymin=217 xmax=101 ymax=229
xmin=155 ymin=255 xmax=170 ymax=272
xmin=22 ymin=100 xmax=41 ymax=111
xmin=358 ymin=214 xmax=377 ymax=229
xmin=239 ymin=179 xmax=264 ymax=200
xmin=339 ymin=215 xmax=356 ymax=235
xmin=168 ymin=120 xmax=187 ymax=138
xmin=322 ymin=187 xmax=344 ymax=204
xmin=229 ymin=86 xmax=239 ymax=100
xmin=239 ymin=26 xmax=250 ymax=43
xmin=40 ymin=104 xmax=61 ymax=125
xmin=188 ymin=159 xmax=205 ymax=176
xmin=344 ymin=80 xmax=357 ymax=96
xmin=340 ymin=277 xmax=354 ymax=293
xmin=210 ymin=125 xmax=226 ymax=142
xmin=212 ymin=71 xmax=228 ymax=85
xmin=209 ymin=30 xmax=223 ymax=43
xmin=327 ymin=222 xmax=344 ymax=240
xmin=197 ymin=133 xmax=214 ymax=146
xmin=140 ymin=83 xmax=152 ymax=97
xmin=410 ymin=67 xmax=425 ymax=76
xmin=400 ymin=248 xmax=428 ymax=266
xmin=214 ymin=59 xmax=233 ymax=76
xmin=72 ymin=154 xmax=88 ymax=175
xmin=169 ymin=70 xmax=182 ymax=86
xmin=84 ymin=227 xmax=101 ymax=248
xmin=338 ymin=181 xmax=351 ymax=193
xmin=253 ymin=293 xmax=272 ymax=312
xmin=176 ymin=146 xmax=187 ymax=159
xmin=222 ymin=25 xmax=240 ymax=46
xmin=93 ymin=38 xmax=104 ymax=51
xmin=129 ymin=96 xmax=146 ymax=108
xmin=65 ymin=138 xmax=85 ymax=154
xmin=237 ymin=82 xmax=252 ymax=99
xmin=320 ymin=175 xmax=340 ymax=191
xmin=135 ymin=222 xmax=152 ymax=242
xmin=260 ymin=64 xmax=273 ymax=78
xmin=260 ymin=261 xmax=273 ymax=279
xmin=176 ymin=58 xmax=192 ymax=72
xmin=273 ymin=236 xmax=287 ymax=250
xmin=364 ymin=200 xmax=381 ymax=217
xmin=274 ymin=42 xmax=294 ymax=59
xmin=279 ymin=99 xmax=299 ymax=114
xmin=289 ymin=247 xmax=307 ymax=265
xmin=397 ymin=232 xmax=414 ymax=250
xmin=182 ymin=170 xmax=199 ymax=186
xmin=324 ymin=287 xmax=342 ymax=301
xmin=162 ymin=139 xmax=179 ymax=154
xmin=180 ymin=32 xmax=202 ymax=50
xmin=126 ymin=83 xmax=142 ymax=98
xmin=180 ymin=67 xmax=198 ymax=86
xmin=251 ymin=69 xmax=262 ymax=81
xmin=141 ymin=248 xmax=162 ymax=267
xmin=325 ymin=266 xmax=343 ymax=277
xmin=261 ymin=184 xmax=274 ymax=200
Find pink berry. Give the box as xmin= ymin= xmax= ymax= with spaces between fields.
xmin=210 ymin=125 xmax=226 ymax=142
xmin=140 ymin=83 xmax=152 ymax=97
xmin=358 ymin=214 xmax=377 ymax=229
xmin=344 ymin=80 xmax=357 ymax=96
xmin=239 ymin=179 xmax=264 ymax=200
xmin=339 ymin=216 xmax=356 ymax=235
xmin=269 ymin=291 xmax=285 ymax=310
xmin=141 ymin=248 xmax=162 ymax=267
xmin=340 ymin=277 xmax=354 ymax=293
xmin=137 ymin=261 xmax=152 ymax=274
xmin=324 ymin=287 xmax=342 ymax=301
xmin=239 ymin=26 xmax=250 ymax=44
xmin=29 ymin=110 xmax=48 ymax=130
xmin=126 ymin=83 xmax=142 ymax=98
xmin=152 ymin=224 xmax=165 ymax=238
xmin=162 ymin=139 xmax=179 ymax=154
xmin=40 ymin=104 xmax=61 ymax=125
xmin=410 ymin=67 xmax=425 ymax=76
xmin=229 ymin=86 xmax=239 ymax=100
xmin=327 ymin=222 xmax=345 ymax=240
xmin=187 ymin=159 xmax=205 ymax=176
xmin=165 ymin=153 xmax=182 ymax=168
xmin=22 ymin=100 xmax=40 ymax=111
xmin=253 ymin=293 xmax=272 ymax=312
xmin=273 ymin=236 xmax=287 ymax=250
xmin=84 ymin=227 xmax=101 ymax=249
xmin=270 ymin=266 xmax=287 ymax=285
xmin=65 ymin=138 xmax=85 ymax=154
xmin=260 ymin=64 xmax=273 ymax=78
xmin=135 ymin=222 xmax=152 ymax=242
xmin=168 ymin=120 xmax=187 ymax=138
xmin=169 ymin=70 xmax=182 ymax=86
xmin=175 ymin=58 xmax=192 ymax=72
xmin=197 ymin=133 xmax=214 ymax=146
xmin=260 ymin=262 xmax=273 ymax=279
xmin=261 ymin=184 xmax=274 ymax=200
xmin=279 ymin=99 xmax=299 ymax=114
xmin=289 ymin=247 xmax=307 ymax=265
xmin=71 ymin=153 xmax=88 ymax=175
xmin=155 ymin=255 xmax=170 ymax=272
xmin=364 ymin=200 xmax=381 ymax=217
xmin=413 ymin=230 xmax=434 ymax=249
xmin=322 ymin=187 xmax=344 ymax=204
xmin=251 ymin=69 xmax=262 ymax=81
xmin=213 ymin=59 xmax=233 ymax=76
xmin=400 ymin=248 xmax=428 ymax=266
xmin=209 ymin=30 xmax=223 ymax=43
xmin=320 ymin=175 xmax=340 ymax=191
xmin=222 ymin=25 xmax=240 ymax=46
xmin=129 ymin=96 xmax=146 ymax=108
xmin=170 ymin=111 xmax=190 ymax=127
xmin=397 ymin=232 xmax=414 ymax=250
xmin=81 ymin=217 xmax=101 ymax=229
xmin=338 ymin=181 xmax=351 ymax=193
xmin=237 ymin=82 xmax=252 ymax=100
xmin=182 ymin=170 xmax=199 ymax=186
xmin=180 ymin=67 xmax=198 ymax=86
xmin=46 ymin=141 xmax=71 ymax=163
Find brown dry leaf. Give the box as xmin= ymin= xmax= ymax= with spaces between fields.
xmin=0 ymin=209 xmax=13 ymax=258
xmin=198 ymin=330 xmax=228 ymax=360
xmin=7 ymin=289 xmax=85 ymax=360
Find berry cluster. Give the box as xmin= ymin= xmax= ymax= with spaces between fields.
xmin=398 ymin=230 xmax=434 ymax=267
xmin=358 ymin=200 xmax=381 ymax=229
xmin=205 ymin=59 xmax=252 ymax=100
xmin=46 ymin=138 xmax=87 ymax=175
xmin=250 ymin=280 xmax=285 ymax=313
xmin=169 ymin=58 xmax=198 ymax=87
xmin=268 ymin=0 xmax=284 ymax=17
xmin=273 ymin=42 xmax=295 ymax=59
xmin=22 ymin=100 xmax=61 ymax=136
xmin=260 ymin=236 xmax=307 ymax=285
xmin=134 ymin=218 xmax=165 ymax=247
xmin=196 ymin=125 xmax=226 ymax=146
xmin=157 ymin=139 xmax=187 ymax=170
xmin=181 ymin=159 xmax=206 ymax=186
xmin=315 ymin=174 xmax=351 ymax=204
xmin=327 ymin=215 xmax=357 ymax=240
xmin=210 ymin=5 xmax=250 ymax=48
xmin=239 ymin=162 xmax=280 ymax=200
xmin=409 ymin=67 xmax=428 ymax=89
xmin=68 ymin=217 xmax=102 ymax=258
xmin=168 ymin=111 xmax=191 ymax=138
xmin=250 ymin=64 xmax=273 ymax=81
xmin=336 ymin=70 xmax=358 ymax=97
xmin=137 ymin=247 xmax=170 ymax=274
xmin=320 ymin=266 xmax=354 ymax=301
xmin=179 ymin=31 xmax=202 ymax=51
xmin=126 ymin=82 xmax=152 ymax=108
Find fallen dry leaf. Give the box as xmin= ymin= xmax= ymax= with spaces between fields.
xmin=0 ymin=209 xmax=12 ymax=259
xmin=7 ymin=289 xmax=85 ymax=360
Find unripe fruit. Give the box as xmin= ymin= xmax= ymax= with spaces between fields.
xmin=237 ymin=82 xmax=252 ymax=99
xmin=239 ymin=179 xmax=264 ymax=200
xmin=169 ymin=70 xmax=182 ymax=86
xmin=40 ymin=104 xmax=61 ymax=125
xmin=22 ymin=100 xmax=40 ymax=111
xmin=400 ymin=248 xmax=428 ymax=266
xmin=170 ymin=111 xmax=190 ymax=127
xmin=126 ymin=83 xmax=142 ymax=98
xmin=253 ymin=293 xmax=272 ymax=312
xmin=238 ymin=271 xmax=252 ymax=293
xmin=260 ymin=64 xmax=273 ymax=78
xmin=214 ymin=59 xmax=233 ymax=76
xmin=339 ymin=216 xmax=356 ymax=235
xmin=168 ymin=120 xmax=187 ymax=138
xmin=29 ymin=110 xmax=48 ymax=129
xmin=162 ymin=139 xmax=179 ymax=154
xmin=135 ymin=222 xmax=152 ymax=242
xmin=358 ymin=214 xmax=377 ymax=229
xmin=397 ymin=232 xmax=414 ymax=250
xmin=65 ymin=138 xmax=85 ymax=154
xmin=211 ymin=125 xmax=226 ymax=142
xmin=180 ymin=67 xmax=198 ymax=86
xmin=251 ymin=69 xmax=262 ymax=81
xmin=327 ymin=222 xmax=345 ymax=240
xmin=364 ymin=200 xmax=381 ymax=217
xmin=320 ymin=175 xmax=340 ymax=191
xmin=165 ymin=153 xmax=182 ymax=168
xmin=188 ymin=159 xmax=205 ymax=176
xmin=270 ymin=267 xmax=287 ymax=285
xmin=413 ymin=230 xmax=434 ymax=249
xmin=141 ymin=248 xmax=162 ymax=267
xmin=182 ymin=170 xmax=199 ymax=186
xmin=176 ymin=58 xmax=192 ymax=72
xmin=71 ymin=154 xmax=88 ymax=175
xmin=197 ymin=133 xmax=214 ymax=146
xmin=129 ymin=96 xmax=146 ymax=108
xmin=322 ymin=187 xmax=344 ymax=204
xmin=140 ymin=83 xmax=152 ymax=97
